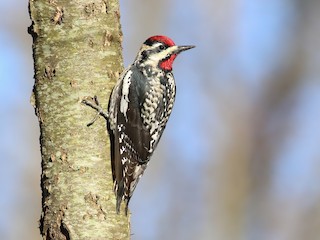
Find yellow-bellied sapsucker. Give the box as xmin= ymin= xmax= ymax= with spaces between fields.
xmin=83 ymin=35 xmax=194 ymax=214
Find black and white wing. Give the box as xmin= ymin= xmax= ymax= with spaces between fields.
xmin=108 ymin=66 xmax=152 ymax=214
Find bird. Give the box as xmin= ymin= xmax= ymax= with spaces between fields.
xmin=83 ymin=35 xmax=194 ymax=214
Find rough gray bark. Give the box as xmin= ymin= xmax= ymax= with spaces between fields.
xmin=28 ymin=0 xmax=130 ymax=239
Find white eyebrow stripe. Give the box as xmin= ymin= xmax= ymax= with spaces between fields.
xmin=151 ymin=42 xmax=163 ymax=48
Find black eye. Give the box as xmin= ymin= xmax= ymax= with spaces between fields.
xmin=159 ymin=44 xmax=165 ymax=50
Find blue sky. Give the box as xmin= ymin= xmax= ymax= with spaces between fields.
xmin=1 ymin=0 xmax=320 ymax=239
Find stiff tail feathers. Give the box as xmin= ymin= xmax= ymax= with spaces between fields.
xmin=114 ymin=179 xmax=130 ymax=215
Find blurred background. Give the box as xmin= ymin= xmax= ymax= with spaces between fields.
xmin=1 ymin=0 xmax=320 ymax=239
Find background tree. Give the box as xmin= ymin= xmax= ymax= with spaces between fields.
xmin=2 ymin=0 xmax=320 ymax=239
xmin=28 ymin=0 xmax=129 ymax=238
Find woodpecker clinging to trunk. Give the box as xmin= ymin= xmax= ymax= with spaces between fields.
xmin=83 ymin=35 xmax=194 ymax=214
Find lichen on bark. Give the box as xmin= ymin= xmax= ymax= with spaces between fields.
xmin=28 ymin=0 xmax=130 ymax=239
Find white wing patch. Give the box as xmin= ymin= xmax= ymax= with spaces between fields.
xmin=120 ymin=70 xmax=132 ymax=121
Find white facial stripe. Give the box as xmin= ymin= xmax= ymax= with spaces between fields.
xmin=143 ymin=46 xmax=178 ymax=67
xmin=151 ymin=42 xmax=163 ymax=48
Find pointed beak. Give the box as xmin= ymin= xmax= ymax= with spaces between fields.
xmin=173 ymin=45 xmax=195 ymax=54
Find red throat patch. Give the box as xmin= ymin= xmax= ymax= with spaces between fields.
xmin=159 ymin=54 xmax=177 ymax=71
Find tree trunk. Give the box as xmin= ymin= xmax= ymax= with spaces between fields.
xmin=28 ymin=0 xmax=130 ymax=239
